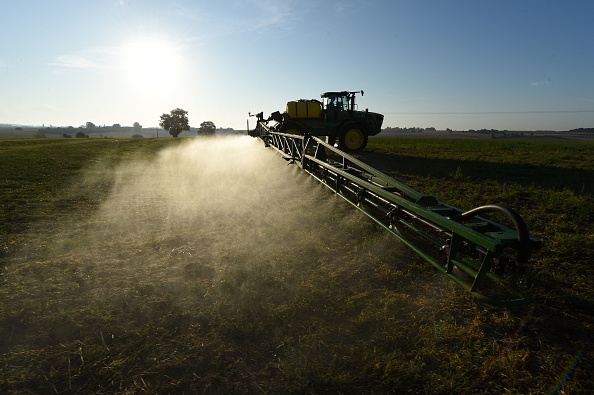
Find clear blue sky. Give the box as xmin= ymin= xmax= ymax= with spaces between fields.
xmin=1 ymin=0 xmax=593 ymax=131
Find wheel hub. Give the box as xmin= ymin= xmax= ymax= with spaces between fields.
xmin=345 ymin=128 xmax=364 ymax=149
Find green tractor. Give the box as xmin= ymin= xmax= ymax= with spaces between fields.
xmin=250 ymin=90 xmax=384 ymax=153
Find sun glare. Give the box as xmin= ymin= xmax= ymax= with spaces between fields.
xmin=121 ymin=38 xmax=181 ymax=90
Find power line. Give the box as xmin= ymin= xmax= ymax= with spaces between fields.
xmin=383 ymin=110 xmax=594 ymax=115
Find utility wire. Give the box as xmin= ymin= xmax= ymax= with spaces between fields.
xmin=383 ymin=110 xmax=594 ymax=115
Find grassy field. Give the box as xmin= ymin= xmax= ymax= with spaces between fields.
xmin=0 ymin=136 xmax=592 ymax=394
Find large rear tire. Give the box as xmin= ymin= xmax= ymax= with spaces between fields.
xmin=338 ymin=122 xmax=368 ymax=153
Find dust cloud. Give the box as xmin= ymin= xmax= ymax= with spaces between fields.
xmin=35 ymin=136 xmax=397 ymax=315
xmin=89 ymin=136 xmax=355 ymax=268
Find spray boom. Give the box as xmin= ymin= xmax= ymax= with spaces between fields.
xmin=247 ymin=128 xmax=541 ymax=306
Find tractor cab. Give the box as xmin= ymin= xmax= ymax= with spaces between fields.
xmin=321 ymin=91 xmax=363 ymax=120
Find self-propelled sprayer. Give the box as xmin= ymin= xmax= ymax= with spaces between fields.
xmin=250 ymin=90 xmax=383 ymax=153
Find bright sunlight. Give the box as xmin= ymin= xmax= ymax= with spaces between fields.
xmin=121 ymin=38 xmax=182 ymax=90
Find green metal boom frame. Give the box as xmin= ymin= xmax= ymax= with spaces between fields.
xmin=250 ymin=124 xmax=541 ymax=306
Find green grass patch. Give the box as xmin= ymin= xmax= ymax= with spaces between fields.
xmin=0 ymin=136 xmax=592 ymax=394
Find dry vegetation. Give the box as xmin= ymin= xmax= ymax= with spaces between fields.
xmin=0 ymin=136 xmax=592 ymax=394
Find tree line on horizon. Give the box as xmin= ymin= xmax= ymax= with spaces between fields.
xmin=5 ymin=114 xmax=592 ymax=139
xmin=382 ymin=126 xmax=594 ymax=134
xmin=8 ymin=107 xmax=225 ymax=138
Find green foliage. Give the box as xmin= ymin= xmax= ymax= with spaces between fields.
xmin=159 ymin=108 xmax=190 ymax=138
xmin=198 ymin=120 xmax=216 ymax=136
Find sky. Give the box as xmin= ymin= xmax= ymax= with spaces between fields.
xmin=1 ymin=0 xmax=593 ymax=131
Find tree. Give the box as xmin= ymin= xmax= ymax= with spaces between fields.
xmin=198 ymin=121 xmax=216 ymax=136
xmin=133 ymin=122 xmax=142 ymax=132
xmin=159 ymin=108 xmax=190 ymax=138
xmin=86 ymin=122 xmax=96 ymax=129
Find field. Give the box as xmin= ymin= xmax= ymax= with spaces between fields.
xmin=0 ymin=136 xmax=592 ymax=394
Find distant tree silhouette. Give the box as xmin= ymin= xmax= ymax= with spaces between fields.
xmin=86 ymin=122 xmax=96 ymax=129
xmin=198 ymin=121 xmax=216 ymax=136
xmin=159 ymin=108 xmax=190 ymax=138
xmin=76 ymin=131 xmax=89 ymax=138
xmin=133 ymin=122 xmax=142 ymax=132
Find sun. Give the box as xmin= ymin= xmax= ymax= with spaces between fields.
xmin=121 ymin=38 xmax=182 ymax=90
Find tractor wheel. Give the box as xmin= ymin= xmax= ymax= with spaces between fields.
xmin=279 ymin=122 xmax=307 ymax=135
xmin=338 ymin=123 xmax=368 ymax=153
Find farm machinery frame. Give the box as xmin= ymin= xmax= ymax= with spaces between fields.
xmin=248 ymin=123 xmax=541 ymax=306
xmin=250 ymin=90 xmax=384 ymax=153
